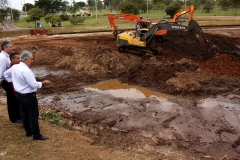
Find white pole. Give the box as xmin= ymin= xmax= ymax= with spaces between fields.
xmin=8 ymin=0 xmax=14 ymax=22
xmin=147 ymin=0 xmax=148 ymax=19
xmin=96 ymin=0 xmax=98 ymax=24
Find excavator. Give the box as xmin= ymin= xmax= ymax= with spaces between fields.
xmin=108 ymin=5 xmax=195 ymax=39
xmin=154 ymin=5 xmax=195 ymax=40
xmin=116 ymin=19 xmax=219 ymax=56
xmin=108 ymin=13 xmax=151 ymax=38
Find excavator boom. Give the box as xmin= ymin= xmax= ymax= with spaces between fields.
xmin=108 ymin=13 xmax=151 ymax=38
xmin=172 ymin=5 xmax=194 ymax=22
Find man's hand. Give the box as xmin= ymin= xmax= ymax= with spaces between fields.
xmin=42 ymin=80 xmax=52 ymax=86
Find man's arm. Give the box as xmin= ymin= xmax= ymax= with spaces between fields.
xmin=0 ymin=58 xmax=6 ymax=82
xmin=3 ymin=67 xmax=12 ymax=82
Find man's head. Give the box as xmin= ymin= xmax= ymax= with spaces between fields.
xmin=10 ymin=52 xmax=20 ymax=65
xmin=20 ymin=50 xmax=34 ymax=67
xmin=1 ymin=40 xmax=13 ymax=54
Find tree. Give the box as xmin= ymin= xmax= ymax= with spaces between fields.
xmin=22 ymin=3 xmax=34 ymax=12
xmin=165 ymin=2 xmax=181 ymax=18
xmin=119 ymin=1 xmax=139 ymax=15
xmin=156 ymin=2 xmax=166 ymax=13
xmin=108 ymin=0 xmax=121 ymax=12
xmin=97 ymin=0 xmax=103 ymax=12
xmin=27 ymin=7 xmax=43 ymax=27
xmin=230 ymin=0 xmax=240 ymax=15
xmin=44 ymin=14 xmax=61 ymax=26
xmin=219 ymin=0 xmax=232 ymax=11
xmin=70 ymin=0 xmax=79 ymax=13
xmin=0 ymin=0 xmax=8 ymax=9
xmin=34 ymin=0 xmax=67 ymax=15
xmin=87 ymin=0 xmax=95 ymax=7
xmin=24 ymin=16 xmax=33 ymax=28
xmin=203 ymin=0 xmax=213 ymax=13
xmin=0 ymin=8 xmax=7 ymax=21
xmin=76 ymin=1 xmax=86 ymax=8
xmin=7 ymin=8 xmax=20 ymax=21
xmin=103 ymin=0 xmax=111 ymax=9
xmin=69 ymin=17 xmax=85 ymax=25
xmin=34 ymin=0 xmax=51 ymax=14
xmin=60 ymin=13 xmax=70 ymax=21
xmin=153 ymin=0 xmax=172 ymax=6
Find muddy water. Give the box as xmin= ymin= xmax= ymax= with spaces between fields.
xmin=85 ymin=79 xmax=168 ymax=99
xmin=32 ymin=66 xmax=240 ymax=159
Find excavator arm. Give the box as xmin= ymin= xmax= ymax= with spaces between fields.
xmin=172 ymin=5 xmax=194 ymax=22
xmin=143 ymin=20 xmax=209 ymax=51
xmin=108 ymin=13 xmax=142 ymax=38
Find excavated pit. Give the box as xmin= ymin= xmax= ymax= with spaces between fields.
xmin=1 ymin=28 xmax=240 ymax=159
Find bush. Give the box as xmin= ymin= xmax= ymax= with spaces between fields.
xmin=165 ymin=2 xmax=181 ymax=18
xmin=69 ymin=17 xmax=85 ymax=25
xmin=40 ymin=110 xmax=65 ymax=127
xmin=60 ymin=13 xmax=70 ymax=21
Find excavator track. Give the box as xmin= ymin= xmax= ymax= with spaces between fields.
xmin=118 ymin=46 xmax=159 ymax=57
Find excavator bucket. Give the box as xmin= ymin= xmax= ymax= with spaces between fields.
xmin=189 ymin=20 xmax=219 ymax=56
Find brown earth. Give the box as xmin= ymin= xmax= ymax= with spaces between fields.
xmin=1 ymin=27 xmax=240 ymax=159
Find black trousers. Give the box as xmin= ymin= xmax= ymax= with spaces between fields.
xmin=1 ymin=80 xmax=21 ymax=122
xmin=16 ymin=92 xmax=41 ymax=137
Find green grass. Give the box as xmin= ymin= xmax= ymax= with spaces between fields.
xmin=13 ymin=7 xmax=239 ymax=28
xmin=2 ymin=7 xmax=238 ymax=38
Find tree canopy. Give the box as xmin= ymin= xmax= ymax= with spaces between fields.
xmin=119 ymin=1 xmax=140 ymax=15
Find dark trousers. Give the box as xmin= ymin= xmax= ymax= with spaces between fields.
xmin=1 ymin=80 xmax=21 ymax=122
xmin=16 ymin=92 xmax=41 ymax=137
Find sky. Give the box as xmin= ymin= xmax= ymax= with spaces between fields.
xmin=9 ymin=0 xmax=83 ymax=11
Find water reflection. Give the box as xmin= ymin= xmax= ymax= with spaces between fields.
xmin=85 ymin=79 xmax=168 ymax=99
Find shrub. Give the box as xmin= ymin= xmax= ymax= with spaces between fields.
xmin=69 ymin=17 xmax=85 ymax=25
xmin=40 ymin=109 xmax=65 ymax=127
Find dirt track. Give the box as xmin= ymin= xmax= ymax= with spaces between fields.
xmin=1 ymin=28 xmax=240 ymax=159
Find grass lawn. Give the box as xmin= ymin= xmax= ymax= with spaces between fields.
xmin=0 ymin=7 xmax=238 ymax=38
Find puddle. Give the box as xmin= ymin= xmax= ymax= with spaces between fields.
xmin=84 ymin=79 xmax=168 ymax=99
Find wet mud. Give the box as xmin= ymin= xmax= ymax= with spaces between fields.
xmin=1 ymin=28 xmax=240 ymax=159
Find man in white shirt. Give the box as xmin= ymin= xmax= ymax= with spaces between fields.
xmin=0 ymin=40 xmax=22 ymax=123
xmin=4 ymin=50 xmax=52 ymax=140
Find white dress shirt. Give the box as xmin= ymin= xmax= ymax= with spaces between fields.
xmin=0 ymin=51 xmax=11 ymax=82
xmin=4 ymin=62 xmax=42 ymax=94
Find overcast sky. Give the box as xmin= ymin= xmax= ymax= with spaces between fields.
xmin=9 ymin=0 xmax=83 ymax=10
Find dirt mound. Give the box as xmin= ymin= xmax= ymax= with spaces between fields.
xmin=30 ymin=28 xmax=48 ymax=35
xmin=199 ymin=54 xmax=240 ymax=79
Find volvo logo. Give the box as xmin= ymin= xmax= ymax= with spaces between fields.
xmin=172 ymin=26 xmax=186 ymax=29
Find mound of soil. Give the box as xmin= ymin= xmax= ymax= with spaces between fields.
xmin=30 ymin=28 xmax=48 ymax=35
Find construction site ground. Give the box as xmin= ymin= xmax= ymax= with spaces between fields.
xmin=1 ymin=26 xmax=240 ymax=160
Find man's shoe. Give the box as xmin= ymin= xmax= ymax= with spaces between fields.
xmin=26 ymin=134 xmax=32 ymax=137
xmin=11 ymin=120 xmax=22 ymax=123
xmin=33 ymin=135 xmax=48 ymax=140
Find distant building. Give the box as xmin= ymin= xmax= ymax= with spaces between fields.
xmin=19 ymin=11 xmax=28 ymax=19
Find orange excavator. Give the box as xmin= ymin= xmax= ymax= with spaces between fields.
xmin=108 ymin=13 xmax=152 ymax=38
